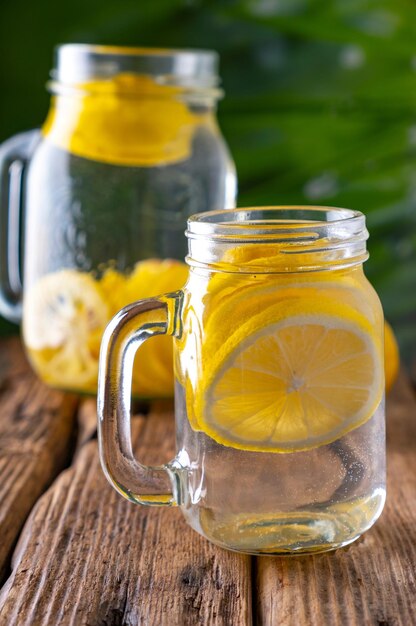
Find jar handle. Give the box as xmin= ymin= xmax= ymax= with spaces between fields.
xmin=0 ymin=129 xmax=40 ymax=322
xmin=98 ymin=292 xmax=185 ymax=507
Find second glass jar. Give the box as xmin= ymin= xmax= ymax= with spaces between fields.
xmin=0 ymin=45 xmax=236 ymax=396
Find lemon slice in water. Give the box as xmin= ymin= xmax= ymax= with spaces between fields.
xmin=23 ymin=270 xmax=109 ymax=389
xmin=126 ymin=259 xmax=188 ymax=396
xmin=191 ymin=298 xmax=383 ymax=453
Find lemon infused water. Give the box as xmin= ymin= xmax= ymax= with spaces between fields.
xmin=0 ymin=46 xmax=236 ymax=396
xmin=173 ymin=208 xmax=386 ymax=554
xmin=98 ymin=207 xmax=386 ymax=556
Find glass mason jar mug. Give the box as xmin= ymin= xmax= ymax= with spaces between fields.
xmin=0 ymin=44 xmax=236 ymax=397
xmin=98 ymin=207 xmax=386 ymax=555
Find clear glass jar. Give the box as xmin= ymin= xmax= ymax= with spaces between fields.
xmin=98 ymin=206 xmax=386 ymax=555
xmin=0 ymin=45 xmax=236 ymax=396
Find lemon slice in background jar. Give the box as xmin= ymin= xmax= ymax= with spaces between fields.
xmin=189 ymin=298 xmax=383 ymax=453
xmin=43 ymin=73 xmax=206 ymax=167
xmin=23 ymin=260 xmax=188 ymax=396
xmin=124 ymin=259 xmax=188 ymax=397
xmin=23 ymin=270 xmax=109 ymax=391
xmin=98 ymin=267 xmax=128 ymax=318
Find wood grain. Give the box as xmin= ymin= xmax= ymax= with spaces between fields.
xmin=1 ymin=337 xmax=414 ymax=625
xmin=0 ymin=403 xmax=252 ymax=626
xmin=0 ymin=338 xmax=77 ymax=581
xmin=256 ymin=372 xmax=416 ymax=626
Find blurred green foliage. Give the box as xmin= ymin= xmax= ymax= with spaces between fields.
xmin=0 ymin=0 xmax=415 ymax=361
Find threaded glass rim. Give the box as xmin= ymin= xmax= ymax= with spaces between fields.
xmin=50 ymin=44 xmax=221 ymax=95
xmin=186 ymin=207 xmax=369 ymax=273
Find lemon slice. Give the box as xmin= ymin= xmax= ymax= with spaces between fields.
xmin=201 ymin=243 xmax=378 ymax=343
xmin=99 ymin=268 xmax=128 ymax=318
xmin=384 ymin=320 xmax=399 ymax=393
xmin=190 ymin=298 xmax=383 ymax=453
xmin=125 ymin=259 xmax=188 ymax=396
xmin=23 ymin=270 xmax=109 ymax=389
xmin=43 ymin=74 xmax=205 ymax=167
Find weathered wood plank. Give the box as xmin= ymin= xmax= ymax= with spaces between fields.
xmin=0 ymin=403 xmax=252 ymax=626
xmin=74 ymin=398 xmax=97 ymax=455
xmin=256 ymin=372 xmax=416 ymax=626
xmin=0 ymin=338 xmax=78 ymax=581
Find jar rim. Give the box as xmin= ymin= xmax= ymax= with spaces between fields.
xmin=186 ymin=207 xmax=369 ymax=272
xmin=187 ymin=206 xmax=366 ymax=239
xmin=50 ymin=44 xmax=221 ymax=93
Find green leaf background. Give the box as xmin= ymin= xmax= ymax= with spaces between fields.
xmin=0 ymin=0 xmax=415 ymax=365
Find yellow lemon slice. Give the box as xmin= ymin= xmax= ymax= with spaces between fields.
xmin=190 ymin=298 xmax=383 ymax=453
xmin=43 ymin=74 xmax=206 ymax=167
xmin=23 ymin=270 xmax=109 ymax=390
xmin=201 ymin=243 xmax=376 ymax=338
xmin=384 ymin=320 xmax=399 ymax=393
xmin=99 ymin=268 xmax=128 ymax=318
xmin=124 ymin=259 xmax=188 ymax=397
xmin=23 ymin=260 xmax=188 ymax=396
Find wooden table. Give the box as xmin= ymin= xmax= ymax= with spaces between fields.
xmin=0 ymin=337 xmax=415 ymax=625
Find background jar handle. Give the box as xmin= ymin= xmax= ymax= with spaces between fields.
xmin=0 ymin=129 xmax=40 ymax=323
xmin=98 ymin=292 xmax=185 ymax=507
